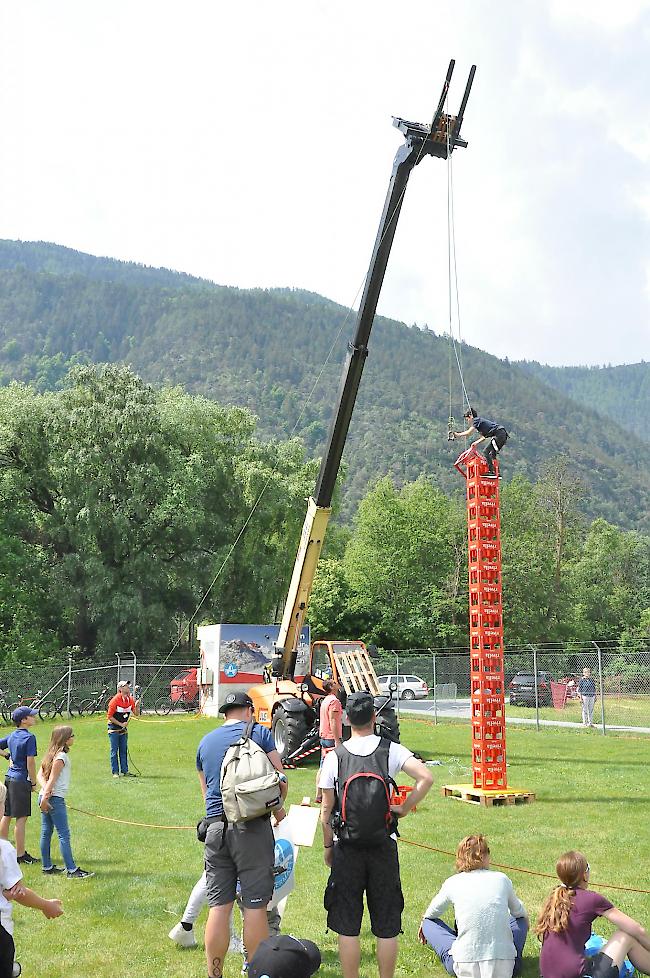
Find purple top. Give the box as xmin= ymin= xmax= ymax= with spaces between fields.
xmin=540 ymin=888 xmax=614 ymax=978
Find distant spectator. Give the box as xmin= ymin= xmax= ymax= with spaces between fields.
xmin=0 ymin=708 xmax=40 ymax=864
xmin=420 ymin=833 xmax=529 ymax=978
xmin=577 ymin=669 xmax=597 ymax=728
xmin=314 ymin=680 xmax=342 ymax=805
xmin=37 ymin=725 xmax=93 ymax=879
xmin=537 ymin=850 xmax=650 ymax=978
xmin=106 ymin=681 xmax=138 ymax=778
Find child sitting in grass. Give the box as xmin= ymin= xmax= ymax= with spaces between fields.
xmin=537 ymin=850 xmax=650 ymax=978
xmin=0 ymin=781 xmax=63 ymax=978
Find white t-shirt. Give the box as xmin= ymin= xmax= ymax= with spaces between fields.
xmin=50 ymin=752 xmax=71 ymax=798
xmin=424 ymin=870 xmax=526 ymax=965
xmin=318 ymin=734 xmax=413 ymax=789
xmin=0 ymin=839 xmax=23 ymax=935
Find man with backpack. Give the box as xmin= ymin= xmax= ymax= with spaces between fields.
xmin=196 ymin=691 xmax=288 ymax=978
xmin=319 ymin=691 xmax=433 ymax=978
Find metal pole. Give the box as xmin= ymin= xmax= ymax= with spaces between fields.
xmin=131 ymin=651 xmax=137 ymax=690
xmin=395 ymin=652 xmax=400 ymax=721
xmin=433 ymin=651 xmax=438 ymax=725
xmin=66 ymin=648 xmax=74 ymax=717
xmin=530 ymin=644 xmax=540 ymax=732
xmin=115 ymin=653 xmax=121 ymax=689
xmin=593 ymin=641 xmax=606 ymax=736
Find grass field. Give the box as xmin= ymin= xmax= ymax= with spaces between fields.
xmin=13 ymin=714 xmax=650 ymax=978
xmin=506 ymin=696 xmax=650 ymax=727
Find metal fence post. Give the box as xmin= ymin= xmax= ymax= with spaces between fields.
xmin=115 ymin=653 xmax=121 ymax=689
xmin=395 ymin=652 xmax=400 ymax=720
xmin=132 ymin=651 xmax=137 ymax=691
xmin=593 ymin=641 xmax=606 ymax=735
xmin=530 ymin=644 xmax=540 ymax=732
xmin=433 ymin=651 xmax=438 ymax=725
xmin=66 ymin=648 xmax=74 ymax=717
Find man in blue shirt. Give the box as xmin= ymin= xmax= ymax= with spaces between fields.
xmin=0 ymin=707 xmax=40 ymax=864
xmin=454 ymin=408 xmax=509 ymax=477
xmin=196 ymin=691 xmax=288 ymax=978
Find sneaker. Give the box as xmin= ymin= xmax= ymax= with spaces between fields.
xmin=67 ymin=868 xmax=94 ymax=879
xmin=112 ymin=773 xmax=120 ymax=778
xmin=42 ymin=865 xmax=65 ymax=875
xmin=17 ymin=852 xmax=40 ymax=865
xmin=122 ymin=771 xmax=137 ymax=777
xmin=168 ymin=922 xmax=197 ymax=948
xmin=11 ymin=962 xmax=21 ymax=978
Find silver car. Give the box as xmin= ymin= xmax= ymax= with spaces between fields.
xmin=377 ymin=675 xmax=429 ymax=700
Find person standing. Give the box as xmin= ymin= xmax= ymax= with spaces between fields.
xmin=106 ymin=680 xmax=138 ymax=778
xmin=0 ymin=708 xmax=40 ymax=865
xmin=196 ymin=691 xmax=288 ymax=978
xmin=420 ymin=834 xmax=529 ymax=977
xmin=314 ymin=680 xmax=343 ymax=805
xmin=454 ymin=408 xmax=508 ymax=477
xmin=319 ymin=690 xmax=433 ymax=978
xmin=37 ymin=726 xmax=93 ymax=879
xmin=577 ymin=668 xmax=597 ymax=728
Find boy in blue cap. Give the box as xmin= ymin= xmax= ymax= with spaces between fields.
xmin=0 ymin=708 xmax=40 ymax=864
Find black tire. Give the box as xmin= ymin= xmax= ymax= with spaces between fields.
xmin=0 ymin=704 xmax=11 ymax=724
xmin=154 ymin=697 xmax=172 ymax=716
xmin=78 ymin=698 xmax=98 ymax=716
xmin=377 ymin=706 xmax=400 ymax=744
xmin=272 ymin=705 xmax=309 ymax=761
xmin=401 ymin=689 xmax=415 ymax=701
xmin=67 ymin=699 xmax=84 ymax=717
xmin=38 ymin=700 xmax=58 ymax=722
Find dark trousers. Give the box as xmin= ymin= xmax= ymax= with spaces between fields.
xmin=108 ymin=730 xmax=128 ymax=774
xmin=421 ymin=915 xmax=528 ymax=976
xmin=484 ymin=428 xmax=508 ymax=472
xmin=0 ymin=922 xmax=16 ymax=978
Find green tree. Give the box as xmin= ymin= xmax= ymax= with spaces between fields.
xmin=0 ymin=366 xmax=314 ymax=659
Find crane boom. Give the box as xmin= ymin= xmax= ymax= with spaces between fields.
xmin=272 ymin=62 xmax=476 ymax=680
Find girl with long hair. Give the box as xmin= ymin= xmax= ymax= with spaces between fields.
xmin=419 ymin=834 xmax=529 ymax=978
xmin=537 ymin=851 xmax=650 ymax=978
xmin=37 ymin=726 xmax=93 ymax=879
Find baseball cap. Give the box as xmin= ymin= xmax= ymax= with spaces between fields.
xmin=345 ymin=691 xmax=375 ymax=726
xmin=12 ymin=706 xmax=38 ymax=726
xmin=219 ymin=690 xmax=254 ymax=714
xmin=248 ymin=935 xmax=321 ymax=978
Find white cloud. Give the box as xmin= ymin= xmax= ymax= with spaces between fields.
xmin=549 ymin=0 xmax=650 ymax=31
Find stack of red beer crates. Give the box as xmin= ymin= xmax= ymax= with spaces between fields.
xmin=456 ymin=445 xmax=507 ymax=790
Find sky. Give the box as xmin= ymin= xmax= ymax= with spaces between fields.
xmin=0 ymin=1 xmax=648 ymax=367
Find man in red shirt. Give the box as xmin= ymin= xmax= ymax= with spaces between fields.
xmin=107 ymin=681 xmax=138 ymax=778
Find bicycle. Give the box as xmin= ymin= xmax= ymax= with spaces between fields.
xmin=154 ymin=689 xmax=199 ymax=715
xmin=8 ymin=690 xmax=45 ymax=719
xmin=77 ymin=686 xmax=111 ymax=716
xmin=37 ymin=693 xmax=85 ymax=721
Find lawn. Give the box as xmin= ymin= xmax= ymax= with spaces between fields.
xmin=14 ymin=714 xmax=650 ymax=978
xmin=506 ymin=695 xmax=650 ymax=728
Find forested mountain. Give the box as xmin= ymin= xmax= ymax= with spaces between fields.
xmin=518 ymin=360 xmax=648 ymax=435
xmin=1 ymin=239 xmax=648 ymax=532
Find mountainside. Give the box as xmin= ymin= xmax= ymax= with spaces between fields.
xmin=518 ymin=360 xmax=649 ymax=435
xmin=1 ymin=239 xmax=649 ymax=531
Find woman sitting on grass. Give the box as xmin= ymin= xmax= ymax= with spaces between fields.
xmin=537 ymin=850 xmax=650 ymax=978
xmin=419 ymin=834 xmax=529 ymax=978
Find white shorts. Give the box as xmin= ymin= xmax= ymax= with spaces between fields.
xmin=454 ymin=960 xmax=514 ymax=978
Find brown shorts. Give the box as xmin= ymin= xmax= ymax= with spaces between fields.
xmin=4 ymin=778 xmax=32 ymax=819
xmin=205 ymin=817 xmax=274 ymax=909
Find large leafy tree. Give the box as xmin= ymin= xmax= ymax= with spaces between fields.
xmin=0 ymin=365 xmax=314 ymax=658
xmin=310 ymin=477 xmax=466 ymax=649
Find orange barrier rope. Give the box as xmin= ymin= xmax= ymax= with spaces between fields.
xmin=398 ymin=837 xmax=650 ymax=895
xmin=67 ymin=805 xmax=194 ymax=831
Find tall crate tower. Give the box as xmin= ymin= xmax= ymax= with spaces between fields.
xmin=454 ymin=444 xmax=507 ymax=790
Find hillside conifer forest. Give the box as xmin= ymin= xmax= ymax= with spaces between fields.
xmin=0 ymin=240 xmax=648 ymax=661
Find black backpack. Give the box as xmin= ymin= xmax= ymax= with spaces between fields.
xmin=331 ymin=739 xmax=398 ymax=846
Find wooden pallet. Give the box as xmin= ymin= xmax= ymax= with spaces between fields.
xmin=333 ymin=648 xmax=380 ymax=696
xmin=441 ymin=783 xmax=535 ymax=807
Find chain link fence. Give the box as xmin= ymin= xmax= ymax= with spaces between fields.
xmin=0 ymin=654 xmax=199 ymax=722
xmin=375 ymin=641 xmax=650 ymax=733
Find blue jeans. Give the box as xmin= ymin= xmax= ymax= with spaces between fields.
xmin=108 ymin=730 xmax=128 ymax=775
xmin=39 ymin=795 xmax=76 ymax=872
xmin=422 ymin=915 xmax=528 ymax=976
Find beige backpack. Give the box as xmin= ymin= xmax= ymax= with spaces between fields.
xmin=220 ymin=721 xmax=282 ymax=823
